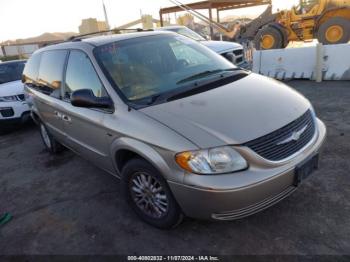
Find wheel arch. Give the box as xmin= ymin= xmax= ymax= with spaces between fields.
xmin=30 ymin=108 xmax=41 ymax=125
xmin=111 ymin=137 xmax=182 ymax=183
xmin=316 ymin=7 xmax=350 ymax=30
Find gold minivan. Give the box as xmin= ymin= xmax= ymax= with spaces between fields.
xmin=24 ymin=31 xmax=326 ymax=228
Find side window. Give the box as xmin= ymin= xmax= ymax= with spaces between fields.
xmin=64 ymin=50 xmax=107 ymax=99
xmin=23 ymin=53 xmax=41 ymax=86
xmin=38 ymin=50 xmax=67 ymax=98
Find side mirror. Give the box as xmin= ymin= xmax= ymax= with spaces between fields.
xmin=71 ymin=89 xmax=113 ymax=109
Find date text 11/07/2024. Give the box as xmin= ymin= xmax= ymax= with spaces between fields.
xmin=127 ymin=256 xmax=220 ymax=261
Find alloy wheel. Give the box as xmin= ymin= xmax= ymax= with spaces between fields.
xmin=130 ymin=172 xmax=169 ymax=218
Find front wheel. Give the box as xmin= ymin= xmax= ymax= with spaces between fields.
xmin=121 ymin=158 xmax=183 ymax=229
xmin=254 ymin=26 xmax=284 ymax=50
xmin=317 ymin=17 xmax=350 ymax=45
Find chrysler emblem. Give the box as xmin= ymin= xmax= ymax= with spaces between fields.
xmin=277 ymin=125 xmax=308 ymax=145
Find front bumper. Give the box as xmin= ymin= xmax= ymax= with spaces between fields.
xmin=0 ymin=101 xmax=30 ymax=120
xmin=168 ymin=119 xmax=326 ymax=220
xmin=0 ymin=101 xmax=30 ymax=124
xmin=238 ymin=61 xmax=251 ymax=70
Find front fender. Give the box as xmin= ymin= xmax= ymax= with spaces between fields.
xmin=316 ymin=7 xmax=350 ymax=30
xmin=110 ymin=137 xmax=185 ymax=184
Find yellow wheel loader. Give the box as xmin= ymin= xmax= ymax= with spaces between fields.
xmin=167 ymin=0 xmax=349 ymax=50
xmin=245 ymin=0 xmax=350 ymax=50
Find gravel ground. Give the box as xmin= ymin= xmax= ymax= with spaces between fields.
xmin=0 ymin=80 xmax=349 ymax=255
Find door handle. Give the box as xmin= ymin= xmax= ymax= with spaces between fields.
xmin=54 ymin=111 xmax=62 ymax=119
xmin=62 ymin=115 xmax=71 ymax=123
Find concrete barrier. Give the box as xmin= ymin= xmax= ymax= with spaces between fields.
xmin=252 ymin=43 xmax=350 ymax=81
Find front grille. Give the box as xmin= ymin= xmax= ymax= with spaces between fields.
xmin=244 ymin=110 xmax=316 ymax=161
xmin=17 ymin=94 xmax=25 ymax=101
xmin=233 ymin=49 xmax=243 ymax=56
xmin=236 ymin=57 xmax=243 ymax=64
xmin=222 ymin=49 xmax=244 ymax=65
xmin=0 ymin=108 xmax=15 ymax=118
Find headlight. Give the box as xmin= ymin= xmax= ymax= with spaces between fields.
xmin=175 ymin=146 xmax=248 ymax=175
xmin=0 ymin=96 xmax=18 ymax=102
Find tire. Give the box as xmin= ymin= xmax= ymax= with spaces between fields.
xmin=39 ymin=122 xmax=64 ymax=154
xmin=254 ymin=26 xmax=284 ymax=50
xmin=317 ymin=17 xmax=350 ymax=45
xmin=121 ymin=158 xmax=184 ymax=229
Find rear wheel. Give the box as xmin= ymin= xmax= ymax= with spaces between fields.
xmin=39 ymin=122 xmax=64 ymax=154
xmin=121 ymin=158 xmax=183 ymax=229
xmin=317 ymin=17 xmax=350 ymax=45
xmin=254 ymin=26 xmax=284 ymax=50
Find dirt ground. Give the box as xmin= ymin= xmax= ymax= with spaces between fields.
xmin=0 ymin=80 xmax=349 ymax=255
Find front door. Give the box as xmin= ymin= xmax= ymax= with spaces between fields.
xmin=59 ymin=50 xmax=114 ymax=172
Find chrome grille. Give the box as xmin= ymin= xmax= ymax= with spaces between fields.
xmin=222 ymin=48 xmax=244 ymax=65
xmin=244 ymin=110 xmax=316 ymax=161
xmin=233 ymin=49 xmax=243 ymax=56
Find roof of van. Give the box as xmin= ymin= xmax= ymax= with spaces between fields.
xmin=82 ymin=31 xmax=173 ymax=46
xmin=39 ymin=31 xmax=174 ymax=52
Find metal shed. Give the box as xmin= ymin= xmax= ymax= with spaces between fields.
xmin=159 ymin=0 xmax=271 ymax=37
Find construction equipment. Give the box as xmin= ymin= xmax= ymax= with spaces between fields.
xmin=164 ymin=0 xmax=350 ymax=50
xmin=160 ymin=1 xmax=272 ymax=39
xmin=249 ymin=0 xmax=350 ymax=49
xmin=166 ymin=0 xmax=241 ymax=39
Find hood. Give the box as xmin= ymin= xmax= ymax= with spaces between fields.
xmin=0 ymin=80 xmax=24 ymax=97
xmin=141 ymin=73 xmax=311 ymax=149
xmin=201 ymin=40 xmax=243 ymax=54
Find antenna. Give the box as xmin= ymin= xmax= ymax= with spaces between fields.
xmin=102 ymin=0 xmax=111 ymax=30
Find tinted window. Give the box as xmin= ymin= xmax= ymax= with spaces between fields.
xmin=0 ymin=61 xmax=26 ymax=84
xmin=23 ymin=53 xmax=41 ymax=85
xmin=37 ymin=50 xmax=67 ymax=98
xmin=64 ymin=50 xmax=107 ymax=99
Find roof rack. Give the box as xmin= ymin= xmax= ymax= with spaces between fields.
xmin=67 ymin=28 xmax=154 ymax=42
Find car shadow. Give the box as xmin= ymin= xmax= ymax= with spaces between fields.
xmin=0 ymin=120 xmax=35 ymax=136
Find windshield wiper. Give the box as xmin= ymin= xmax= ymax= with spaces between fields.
xmin=130 ymin=93 xmax=163 ymax=107
xmin=146 ymin=94 xmax=162 ymax=105
xmin=176 ymin=68 xmax=241 ymax=85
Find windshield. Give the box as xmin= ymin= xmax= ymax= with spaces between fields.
xmin=94 ymin=34 xmax=237 ymax=105
xmin=165 ymin=27 xmax=206 ymax=41
xmin=0 ymin=62 xmax=25 ymax=84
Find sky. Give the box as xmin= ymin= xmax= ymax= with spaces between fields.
xmin=0 ymin=0 xmax=299 ymax=41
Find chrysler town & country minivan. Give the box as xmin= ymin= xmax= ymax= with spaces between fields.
xmin=23 ymin=31 xmax=326 ymax=228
